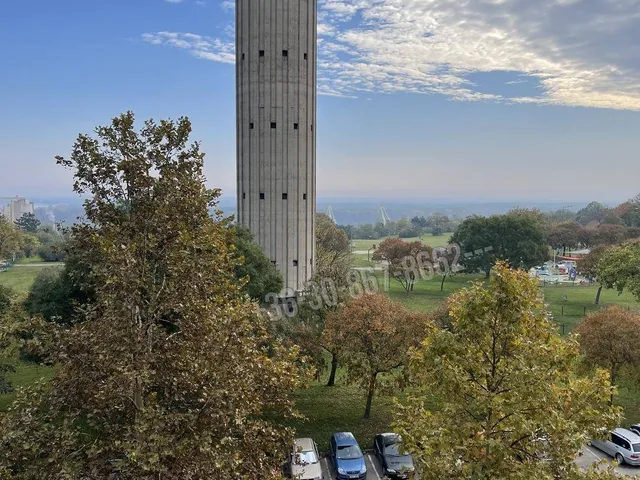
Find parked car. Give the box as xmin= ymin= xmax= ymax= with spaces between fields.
xmin=630 ymin=424 xmax=640 ymax=436
xmin=329 ymin=432 xmax=367 ymax=480
xmin=590 ymin=428 xmax=640 ymax=466
xmin=374 ymin=433 xmax=415 ymax=479
xmin=287 ymin=438 xmax=322 ymax=480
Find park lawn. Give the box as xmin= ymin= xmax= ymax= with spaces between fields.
xmin=16 ymin=256 xmax=45 ymax=264
xmin=0 ymin=362 xmax=54 ymax=412
xmin=351 ymin=233 xmax=454 ymax=252
xmin=0 ymin=263 xmax=63 ymax=293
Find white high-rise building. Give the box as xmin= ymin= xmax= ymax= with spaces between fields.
xmin=2 ymin=197 xmax=34 ymax=223
xmin=235 ymin=0 xmax=317 ymax=296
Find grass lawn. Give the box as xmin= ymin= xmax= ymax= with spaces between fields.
xmin=351 ymin=233 xmax=454 ymax=252
xmin=16 ymin=256 xmax=45 ymax=264
xmin=0 ymin=362 xmax=54 ymax=412
xmin=0 ymin=263 xmax=63 ymax=293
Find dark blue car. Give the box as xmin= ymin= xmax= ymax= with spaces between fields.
xmin=329 ymin=432 xmax=367 ymax=480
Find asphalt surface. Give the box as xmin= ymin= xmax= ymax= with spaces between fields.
xmin=319 ymin=452 xmax=392 ymax=479
xmin=577 ymin=446 xmax=640 ymax=476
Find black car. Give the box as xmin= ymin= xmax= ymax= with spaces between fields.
xmin=374 ymin=433 xmax=415 ymax=479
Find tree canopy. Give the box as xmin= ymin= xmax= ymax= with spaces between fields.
xmin=14 ymin=213 xmax=41 ymax=234
xmin=0 ymin=112 xmax=302 ymax=479
xmin=395 ymin=262 xmax=620 ymax=480
xmin=597 ymin=241 xmax=640 ymax=302
xmin=372 ymin=237 xmax=433 ymax=292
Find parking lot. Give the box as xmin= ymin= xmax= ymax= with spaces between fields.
xmin=577 ymin=446 xmax=640 ymax=476
xmin=319 ymin=452 xmax=395 ymax=479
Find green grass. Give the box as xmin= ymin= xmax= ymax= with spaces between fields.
xmin=351 ymin=233 xmax=454 ymax=252
xmin=0 ymin=263 xmax=63 ymax=293
xmin=0 ymin=362 xmax=54 ymax=412
xmin=16 ymin=256 xmax=44 ymax=264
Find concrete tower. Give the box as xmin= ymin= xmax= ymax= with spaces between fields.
xmin=235 ymin=0 xmax=317 ymax=296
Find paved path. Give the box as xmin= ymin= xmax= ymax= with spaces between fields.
xmin=320 ymin=453 xmax=386 ymax=479
xmin=11 ymin=263 xmax=64 ymax=268
xmin=577 ymin=446 xmax=640 ymax=476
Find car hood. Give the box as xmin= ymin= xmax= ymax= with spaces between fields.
xmin=291 ymin=461 xmax=323 ymax=479
xmin=386 ymin=455 xmax=414 ymax=471
xmin=336 ymin=457 xmax=366 ymax=471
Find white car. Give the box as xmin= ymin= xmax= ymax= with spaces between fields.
xmin=289 ymin=438 xmax=322 ymax=480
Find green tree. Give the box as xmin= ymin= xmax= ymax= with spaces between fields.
xmin=0 ymin=285 xmax=16 ymax=393
xmin=0 ymin=215 xmax=23 ymax=261
xmin=14 ymin=213 xmax=41 ymax=233
xmin=575 ymin=307 xmax=640 ymax=405
xmin=395 ymin=262 xmax=621 ymax=480
xmin=546 ymin=222 xmax=584 ymax=255
xmin=0 ymin=112 xmax=301 ymax=479
xmin=597 ymin=241 xmax=640 ymax=302
xmin=576 ymin=202 xmax=608 ymax=226
xmin=234 ymin=226 xmax=283 ymax=302
xmin=576 ymin=245 xmax=610 ymax=304
xmin=451 ymin=211 xmax=548 ymax=277
xmin=426 ymin=212 xmax=453 ymax=236
xmin=324 ymin=293 xmax=429 ymax=418
xmin=372 ymin=238 xmax=433 ymax=292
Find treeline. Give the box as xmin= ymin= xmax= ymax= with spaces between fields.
xmin=339 ymin=212 xmax=460 ymax=239
xmin=0 ymin=213 xmax=66 ymax=263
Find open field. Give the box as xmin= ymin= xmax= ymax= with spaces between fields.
xmin=0 ymin=362 xmax=54 ymax=412
xmin=0 ymin=263 xmax=63 ymax=293
xmin=351 ymin=233 xmax=454 ymax=252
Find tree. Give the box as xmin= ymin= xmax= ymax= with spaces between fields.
xmin=432 ymin=245 xmax=460 ymax=291
xmin=576 ymin=202 xmax=609 ymax=226
xmin=592 ymin=224 xmax=628 ymax=246
xmin=234 ymin=226 xmax=283 ymax=302
xmin=577 ymin=245 xmax=610 ymax=304
xmin=0 ymin=285 xmax=16 ymax=393
xmin=546 ymin=222 xmax=584 ymax=255
xmin=451 ymin=211 xmax=548 ymax=278
xmin=372 ymin=238 xmax=433 ymax=292
xmin=394 ymin=262 xmax=621 ymax=480
xmin=575 ymin=308 xmax=640 ymax=404
xmin=544 ymin=208 xmax=577 ymax=225
xmin=617 ymin=201 xmax=640 ymax=228
xmin=426 ymin=212 xmax=453 ymax=236
xmin=14 ymin=213 xmax=41 ymax=233
xmin=597 ymin=241 xmax=640 ymax=302
xmin=324 ymin=293 xmax=428 ymax=418
xmin=0 ymin=215 xmax=23 ymax=261
xmin=0 ymin=112 xmax=302 ymax=479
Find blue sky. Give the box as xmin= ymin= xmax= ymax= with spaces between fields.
xmin=1 ymin=0 xmax=639 ymax=204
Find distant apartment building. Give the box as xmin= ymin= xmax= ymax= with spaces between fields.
xmin=2 ymin=197 xmax=34 ymax=223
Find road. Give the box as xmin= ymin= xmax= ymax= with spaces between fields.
xmin=577 ymin=446 xmax=640 ymax=476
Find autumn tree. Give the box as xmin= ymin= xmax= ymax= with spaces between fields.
xmin=324 ymin=293 xmax=429 ymax=418
xmin=597 ymin=241 xmax=640 ymax=302
xmin=0 ymin=112 xmax=302 ymax=479
xmin=575 ymin=308 xmax=640 ymax=404
xmin=576 ymin=245 xmax=610 ymax=304
xmin=14 ymin=213 xmax=41 ymax=233
xmin=395 ymin=262 xmax=620 ymax=480
xmin=0 ymin=215 xmax=23 ymax=261
xmin=372 ymin=238 xmax=433 ymax=292
xmin=546 ymin=222 xmax=584 ymax=255
xmin=592 ymin=224 xmax=628 ymax=246
xmin=234 ymin=225 xmax=283 ymax=302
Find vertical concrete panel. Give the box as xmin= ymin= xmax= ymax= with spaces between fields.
xmin=236 ymin=0 xmax=316 ymax=295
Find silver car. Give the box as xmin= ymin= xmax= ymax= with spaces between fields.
xmin=289 ymin=438 xmax=322 ymax=480
xmin=590 ymin=428 xmax=640 ymax=466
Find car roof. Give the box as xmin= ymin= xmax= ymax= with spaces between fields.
xmin=614 ymin=428 xmax=640 ymax=443
xmin=295 ymin=438 xmax=315 ymax=451
xmin=333 ymin=432 xmax=357 ymax=446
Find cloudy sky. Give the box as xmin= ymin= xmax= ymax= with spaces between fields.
xmin=1 ymin=0 xmax=639 ymax=203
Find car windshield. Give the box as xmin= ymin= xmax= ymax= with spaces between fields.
xmin=384 ymin=442 xmax=407 ymax=457
xmin=337 ymin=445 xmax=363 ymax=459
xmin=633 ymin=444 xmax=640 ymax=453
xmin=295 ymin=450 xmax=318 ymax=464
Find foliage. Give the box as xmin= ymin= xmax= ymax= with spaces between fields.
xmin=0 ymin=286 xmax=17 ymax=393
xmin=547 ymin=222 xmax=584 ymax=254
xmin=14 ymin=213 xmax=40 ymax=234
xmin=324 ymin=293 xmax=429 ymax=418
xmin=234 ymin=226 xmax=283 ymax=302
xmin=372 ymin=237 xmax=433 ymax=292
xmin=576 ymin=202 xmax=609 ymax=226
xmin=577 ymin=246 xmax=611 ymax=304
xmin=0 ymin=112 xmax=302 ymax=479
xmin=0 ymin=215 xmax=23 ymax=261
xmin=575 ymin=308 xmax=640 ymax=401
xmin=616 ymin=200 xmax=640 ymax=228
xmin=597 ymin=241 xmax=640 ymax=302
xmin=592 ymin=224 xmax=628 ymax=246
xmin=394 ymin=262 xmax=621 ymax=480
xmin=544 ymin=208 xmax=577 ymax=225
xmin=451 ymin=210 xmax=548 ymax=277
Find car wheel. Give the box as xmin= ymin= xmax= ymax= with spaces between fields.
xmin=616 ymin=453 xmax=625 ymax=465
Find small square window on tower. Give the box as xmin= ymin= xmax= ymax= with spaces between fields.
xmin=260 ymin=193 xmax=265 ymax=200
xmin=271 ymin=260 xmax=277 ymax=266
xmin=311 ymin=124 xmax=313 ymax=132
xmin=242 ymin=53 xmax=245 ymax=60
xmin=304 ymin=53 xmax=308 ymax=60
xmin=242 ymin=192 xmax=246 ymax=199
xmin=282 ymin=193 xmax=288 ymax=200
xmin=271 ymin=122 xmax=277 ymax=129
xmin=259 ymin=50 xmax=265 ymax=57
xmin=303 ymin=193 xmax=307 ymax=200
xmin=294 ymin=123 xmax=299 ymax=130
xmin=282 ymin=50 xmax=288 ymax=57
xmin=249 ymin=122 xmax=254 ymax=129
xmin=293 ymin=260 xmax=299 ymax=267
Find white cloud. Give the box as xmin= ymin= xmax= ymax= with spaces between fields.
xmin=144 ymin=0 xmax=640 ymax=110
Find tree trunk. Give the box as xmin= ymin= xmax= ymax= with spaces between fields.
xmin=485 ymin=270 xmax=491 ymax=279
xmin=440 ymin=273 xmax=447 ymax=291
xmin=327 ymin=353 xmax=338 ymax=387
xmin=595 ymin=285 xmax=603 ymax=305
xmin=364 ymin=372 xmax=377 ymax=419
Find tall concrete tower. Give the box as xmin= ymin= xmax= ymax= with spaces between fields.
xmin=235 ymin=0 xmax=317 ymax=296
